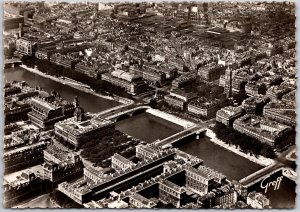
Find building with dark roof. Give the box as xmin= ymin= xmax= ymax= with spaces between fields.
xmin=185 ymin=165 xmax=226 ymax=195
xmin=188 ymin=98 xmax=219 ymax=118
xmin=43 ymin=143 xmax=83 ymax=183
xmin=233 ymin=114 xmax=292 ymax=147
xmin=263 ymin=100 xmax=296 ymax=127
xmin=216 ymin=106 xmax=244 ymax=126
xmin=28 ymin=95 xmax=75 ymax=130
xmin=242 ymin=95 xmax=270 ymax=115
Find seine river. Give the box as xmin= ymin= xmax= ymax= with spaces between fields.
xmin=4 ymin=67 xmax=294 ymax=208
xmin=116 ymin=112 xmax=183 ymax=143
xmin=177 ymin=135 xmax=263 ymax=180
xmin=4 ymin=67 xmax=120 ymax=113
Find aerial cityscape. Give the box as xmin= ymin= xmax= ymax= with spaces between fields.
xmin=2 ymin=1 xmax=297 ymax=209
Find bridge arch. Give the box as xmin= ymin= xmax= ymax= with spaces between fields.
xmin=131 ymin=108 xmax=147 ymax=117
xmin=115 ymin=114 xmax=131 ymax=122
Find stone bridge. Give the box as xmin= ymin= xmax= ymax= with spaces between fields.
xmin=4 ymin=58 xmax=22 ymax=68
xmin=100 ymin=104 xmax=151 ymax=122
xmin=155 ymin=125 xmax=207 ymax=148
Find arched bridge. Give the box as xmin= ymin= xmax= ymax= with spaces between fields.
xmin=155 ymin=125 xmax=207 ymax=148
xmin=4 ymin=58 xmax=22 ymax=68
xmin=100 ymin=104 xmax=151 ymax=122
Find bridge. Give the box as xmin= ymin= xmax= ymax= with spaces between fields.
xmin=239 ymin=162 xmax=285 ymax=188
xmin=4 ymin=58 xmax=22 ymax=67
xmin=99 ymin=104 xmax=151 ymax=122
xmin=155 ymin=125 xmax=207 ymax=147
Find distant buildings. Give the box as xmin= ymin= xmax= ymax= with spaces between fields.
xmin=4 ymin=81 xmax=41 ymax=124
xmin=233 ymin=114 xmax=291 ymax=147
xmin=188 ymin=98 xmax=219 ymax=118
xmin=164 ymin=89 xmax=197 ymax=110
xmin=263 ymin=100 xmax=296 ymax=127
xmin=198 ymin=62 xmax=225 ymax=82
xmin=102 ymin=70 xmax=147 ymax=95
xmin=141 ymin=65 xmax=167 ymax=86
xmin=242 ymin=95 xmax=270 ymax=115
xmin=245 ymin=81 xmax=266 ymax=96
xmin=216 ymin=106 xmax=244 ymax=126
xmin=15 ymin=37 xmax=36 ymax=56
xmin=4 ymin=83 xmax=22 ymax=97
xmin=266 ymin=84 xmax=291 ymax=101
xmin=172 ymin=73 xmax=197 ymax=89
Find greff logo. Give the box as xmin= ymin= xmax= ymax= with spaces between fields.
xmin=260 ymin=176 xmax=283 ymax=193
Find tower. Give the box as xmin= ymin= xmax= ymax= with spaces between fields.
xmin=73 ymin=96 xmax=85 ymax=122
xmin=224 ymin=65 xmax=232 ymax=98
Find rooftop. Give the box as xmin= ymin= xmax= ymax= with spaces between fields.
xmin=112 ymin=153 xmax=134 ymax=165
xmin=130 ymin=193 xmax=156 ymax=207
xmin=55 ymin=113 xmax=114 ymax=136
xmin=160 ymin=179 xmax=185 ymax=194
xmin=217 ymin=106 xmax=244 ymax=119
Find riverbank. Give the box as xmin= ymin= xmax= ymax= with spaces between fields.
xmin=205 ymin=129 xmax=275 ymax=167
xmin=19 ymin=64 xmax=134 ymax=105
xmin=146 ymin=108 xmax=196 ymax=129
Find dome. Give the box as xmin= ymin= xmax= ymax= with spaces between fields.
xmin=74 ymin=106 xmax=85 ymax=121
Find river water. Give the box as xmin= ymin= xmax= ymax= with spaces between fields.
xmin=115 ymin=112 xmax=183 ymax=143
xmin=177 ymin=135 xmax=263 ymax=180
xmin=4 ymin=67 xmax=120 ymax=113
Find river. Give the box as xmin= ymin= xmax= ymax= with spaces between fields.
xmin=4 ymin=67 xmax=120 ymax=113
xmin=176 ymin=135 xmax=263 ymax=181
xmin=115 ymin=112 xmax=184 ymax=143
